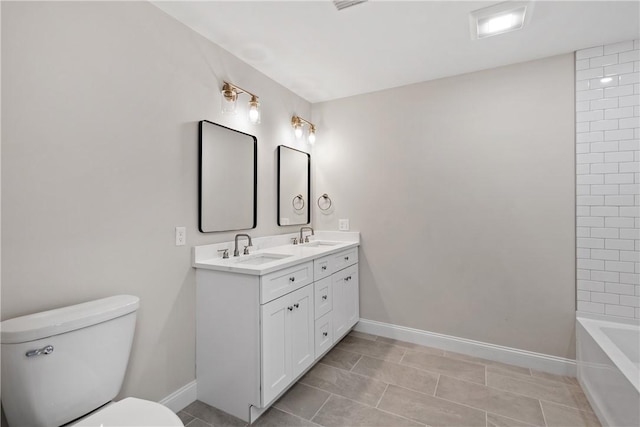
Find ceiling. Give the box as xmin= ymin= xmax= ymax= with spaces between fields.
xmin=153 ymin=1 xmax=640 ymax=103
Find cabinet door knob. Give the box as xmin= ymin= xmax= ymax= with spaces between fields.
xmin=288 ymin=306 xmax=293 ymax=311
xmin=294 ymin=303 xmax=299 ymax=308
xmin=345 ymin=276 xmax=351 ymax=281
xmin=344 ymin=256 xmax=349 ymax=261
xmin=322 ymin=295 xmax=328 ymax=300
xmin=289 ymin=276 xmax=295 ymax=282
xmin=323 ymin=332 xmax=328 ymax=337
xmin=321 ymin=266 xmax=327 ymax=271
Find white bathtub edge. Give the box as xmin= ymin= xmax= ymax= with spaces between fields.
xmin=576 ymin=311 xmax=640 ymax=326
xmin=354 ymin=319 xmax=576 ymax=376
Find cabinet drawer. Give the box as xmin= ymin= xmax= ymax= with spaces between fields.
xmin=314 ymin=256 xmax=332 ymax=281
xmin=314 ymin=247 xmax=358 ymax=280
xmin=315 ymin=312 xmax=333 ymax=358
xmin=332 ymin=247 xmax=358 ymax=273
xmin=260 ymin=261 xmax=313 ymax=304
xmin=314 ymin=276 xmax=332 ymax=320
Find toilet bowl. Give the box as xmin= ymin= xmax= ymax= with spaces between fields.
xmin=0 ymin=295 xmax=184 ymax=427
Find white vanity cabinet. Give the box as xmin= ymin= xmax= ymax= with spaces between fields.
xmin=194 ymin=239 xmax=359 ymax=424
xmin=261 ymin=283 xmax=314 ymax=405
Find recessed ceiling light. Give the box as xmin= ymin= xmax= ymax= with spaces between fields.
xmin=470 ymin=1 xmax=531 ymax=40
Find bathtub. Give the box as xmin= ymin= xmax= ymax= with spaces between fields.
xmin=576 ymin=315 xmax=640 ymax=427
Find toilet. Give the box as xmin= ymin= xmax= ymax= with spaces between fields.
xmin=0 ymin=295 xmax=183 ymax=427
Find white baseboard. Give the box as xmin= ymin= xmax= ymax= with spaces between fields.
xmin=159 ymin=380 xmax=197 ymax=413
xmin=354 ymin=319 xmax=576 ymax=377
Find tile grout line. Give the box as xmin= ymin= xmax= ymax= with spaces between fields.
xmin=484 ymin=365 xmax=487 ymax=386
xmin=537 ymin=397 xmax=596 ymax=415
xmin=180 ymin=408 xmax=217 ymax=427
xmin=486 ymin=412 xmax=537 ymax=427
xmin=490 ymin=369 xmax=583 ymax=391
xmin=539 ymin=399 xmax=549 ymax=427
xmin=375 ymin=405 xmax=432 ymax=426
xmin=375 ymin=383 xmax=390 ymax=408
xmin=349 ymin=354 xmax=363 ymax=372
xmin=427 ymin=379 xmax=542 ymax=426
xmin=317 ymin=389 xmax=428 ymax=427
xmin=433 ymin=374 xmax=441 ymax=397
xmin=484 ymin=382 xmax=593 ymax=414
xmin=270 ymin=400 xmax=324 ymax=426
xmin=451 ymin=372 xmax=593 ymax=414
xmin=308 ymin=392 xmax=332 ymax=424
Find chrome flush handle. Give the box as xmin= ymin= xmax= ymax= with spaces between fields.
xmin=26 ymin=345 xmax=54 ymax=358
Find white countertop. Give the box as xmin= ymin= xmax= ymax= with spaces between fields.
xmin=192 ymin=231 xmax=360 ymax=276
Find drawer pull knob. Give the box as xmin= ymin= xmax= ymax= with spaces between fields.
xmin=294 ymin=303 xmax=299 ymax=308
xmin=345 ymin=276 xmax=351 ymax=281
xmin=344 ymin=256 xmax=349 ymax=261
xmin=289 ymin=277 xmax=295 ymax=282
xmin=321 ymin=266 xmax=327 ymax=271
xmin=288 ymin=306 xmax=294 ymax=311
xmin=322 ymin=295 xmax=328 ymax=300
xmin=323 ymin=332 xmax=328 ymax=337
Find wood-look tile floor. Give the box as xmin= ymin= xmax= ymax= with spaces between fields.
xmin=177 ymin=332 xmax=600 ymax=427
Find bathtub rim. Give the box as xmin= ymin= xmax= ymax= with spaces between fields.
xmin=576 ymin=313 xmax=639 ymax=393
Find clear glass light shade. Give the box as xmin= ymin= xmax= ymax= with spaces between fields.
xmin=308 ymin=128 xmax=316 ymax=145
xmin=294 ymin=126 xmax=303 ymax=139
xmin=221 ymin=89 xmax=237 ymax=114
xmin=248 ymin=97 xmax=260 ymax=124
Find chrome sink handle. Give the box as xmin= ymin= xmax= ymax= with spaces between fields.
xmin=26 ymin=345 xmax=54 ymax=358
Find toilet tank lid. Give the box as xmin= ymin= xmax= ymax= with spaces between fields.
xmin=1 ymin=295 xmax=140 ymax=344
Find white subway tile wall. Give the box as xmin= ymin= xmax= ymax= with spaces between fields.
xmin=576 ymin=40 xmax=640 ymax=319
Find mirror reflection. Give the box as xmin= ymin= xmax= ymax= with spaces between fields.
xmin=277 ymin=145 xmax=310 ymax=226
xmin=199 ymin=120 xmax=257 ymax=232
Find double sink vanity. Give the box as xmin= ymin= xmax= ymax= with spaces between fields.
xmin=192 ymin=230 xmax=360 ymax=423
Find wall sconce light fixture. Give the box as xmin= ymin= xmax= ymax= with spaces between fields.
xmin=291 ymin=115 xmax=316 ymax=145
xmin=221 ymin=81 xmax=260 ymax=124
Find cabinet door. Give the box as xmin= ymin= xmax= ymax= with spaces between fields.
xmin=261 ymin=295 xmax=292 ymax=406
xmin=332 ymin=270 xmax=347 ymax=340
xmin=332 ymin=265 xmax=360 ymax=341
xmin=344 ymin=265 xmax=359 ymax=330
xmin=290 ymin=285 xmax=315 ymax=378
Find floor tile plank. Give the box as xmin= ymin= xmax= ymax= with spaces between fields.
xmin=401 ymin=350 xmax=486 ymax=384
xmin=273 ymin=383 xmax=331 ymax=420
xmin=378 ymin=384 xmax=487 ymax=426
xmin=435 ymin=375 xmax=546 ymax=426
xmin=299 ymin=363 xmax=388 ymax=406
xmin=351 ymin=355 xmax=439 ymax=395
xmin=312 ymin=394 xmax=423 ymax=427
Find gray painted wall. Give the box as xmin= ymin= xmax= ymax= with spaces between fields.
xmin=1 ymin=1 xmax=310 ymax=400
xmin=312 ymin=54 xmax=577 ymax=358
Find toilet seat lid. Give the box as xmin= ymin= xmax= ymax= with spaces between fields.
xmin=74 ymin=397 xmax=184 ymax=426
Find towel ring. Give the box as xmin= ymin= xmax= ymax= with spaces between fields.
xmin=292 ymin=194 xmax=305 ymax=211
xmin=317 ymin=193 xmax=332 ymax=211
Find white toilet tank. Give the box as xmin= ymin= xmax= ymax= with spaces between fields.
xmin=1 ymin=295 xmax=140 ymax=427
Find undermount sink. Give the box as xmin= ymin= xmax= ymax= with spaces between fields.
xmin=302 ymin=241 xmax=341 ymax=247
xmin=233 ymin=253 xmax=292 ymax=265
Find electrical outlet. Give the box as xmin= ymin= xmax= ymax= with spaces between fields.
xmin=338 ymin=219 xmax=350 ymax=231
xmin=175 ymin=227 xmax=186 ymax=246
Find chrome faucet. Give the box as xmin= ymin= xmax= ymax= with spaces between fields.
xmin=300 ymin=226 xmax=314 ymax=243
xmin=234 ymin=233 xmax=252 ymax=257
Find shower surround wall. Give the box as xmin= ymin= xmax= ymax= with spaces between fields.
xmin=576 ymin=40 xmax=640 ymax=319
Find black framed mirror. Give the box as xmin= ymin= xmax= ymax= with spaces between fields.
xmin=277 ymin=145 xmax=310 ymax=226
xmin=199 ymin=120 xmax=257 ymax=232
